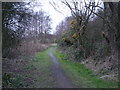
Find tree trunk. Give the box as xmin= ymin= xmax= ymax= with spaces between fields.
xmin=104 ymin=2 xmax=119 ymax=64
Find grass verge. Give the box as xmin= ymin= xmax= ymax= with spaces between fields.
xmin=23 ymin=47 xmax=57 ymax=88
xmin=53 ymin=48 xmax=118 ymax=88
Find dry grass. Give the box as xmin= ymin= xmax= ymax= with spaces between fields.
xmin=3 ymin=40 xmax=51 ymax=73
xmin=18 ymin=41 xmax=50 ymax=56
xmin=2 ymin=40 xmax=51 ymax=88
xmin=81 ymin=55 xmax=118 ymax=82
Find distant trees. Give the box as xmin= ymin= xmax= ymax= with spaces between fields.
xmin=55 ymin=17 xmax=72 ymax=38
xmin=24 ymin=10 xmax=52 ymax=43
xmin=2 ymin=2 xmax=53 ymax=58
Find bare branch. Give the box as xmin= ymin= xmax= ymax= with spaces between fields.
xmin=49 ymin=1 xmax=64 ymax=14
xmin=85 ymin=5 xmax=104 ymax=20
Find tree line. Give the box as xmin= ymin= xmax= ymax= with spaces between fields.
xmin=2 ymin=2 xmax=53 ymax=58
xmin=55 ymin=1 xmax=120 ymax=65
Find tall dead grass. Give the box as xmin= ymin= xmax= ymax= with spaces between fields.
xmin=18 ymin=40 xmax=49 ymax=56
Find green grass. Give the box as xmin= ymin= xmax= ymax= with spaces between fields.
xmin=24 ymin=47 xmax=57 ymax=88
xmin=53 ymin=48 xmax=118 ymax=88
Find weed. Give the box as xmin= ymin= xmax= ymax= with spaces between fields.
xmin=3 ymin=73 xmax=23 ymax=88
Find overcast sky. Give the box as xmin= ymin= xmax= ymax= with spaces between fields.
xmin=29 ymin=0 xmax=71 ymax=34
xmin=27 ymin=0 xmax=103 ymax=34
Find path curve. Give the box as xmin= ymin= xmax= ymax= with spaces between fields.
xmin=49 ymin=48 xmax=73 ymax=88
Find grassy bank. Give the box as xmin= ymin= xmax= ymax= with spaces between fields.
xmin=22 ymin=47 xmax=57 ymax=88
xmin=53 ymin=48 xmax=118 ymax=88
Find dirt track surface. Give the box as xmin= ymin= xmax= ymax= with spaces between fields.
xmin=49 ymin=48 xmax=73 ymax=88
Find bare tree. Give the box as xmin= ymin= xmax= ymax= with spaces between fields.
xmin=103 ymin=2 xmax=120 ymax=60
xmin=60 ymin=0 xmax=102 ymax=57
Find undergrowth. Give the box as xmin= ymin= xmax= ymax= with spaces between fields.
xmin=53 ymin=48 xmax=118 ymax=88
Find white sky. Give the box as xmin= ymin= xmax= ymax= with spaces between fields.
xmin=27 ymin=0 xmax=103 ymax=34
xmin=29 ymin=0 xmax=71 ymax=34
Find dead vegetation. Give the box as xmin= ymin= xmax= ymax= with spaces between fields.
xmin=18 ymin=40 xmax=49 ymax=56
xmin=2 ymin=39 xmax=50 ymax=88
xmin=81 ymin=55 xmax=118 ymax=82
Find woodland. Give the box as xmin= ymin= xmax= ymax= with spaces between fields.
xmin=1 ymin=1 xmax=120 ymax=88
